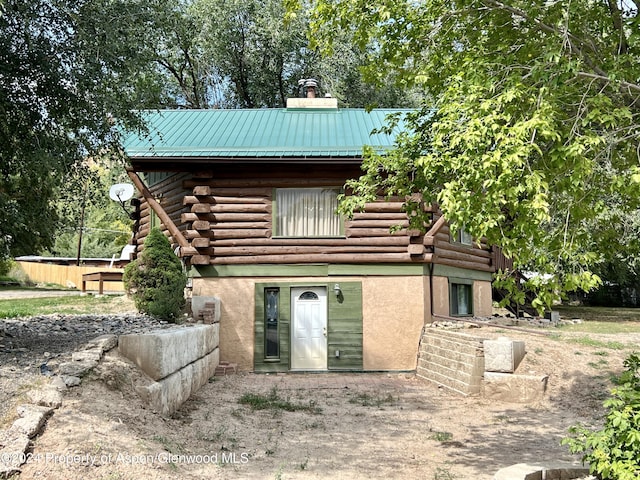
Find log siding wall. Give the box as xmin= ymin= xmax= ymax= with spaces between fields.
xmin=134 ymin=166 xmax=494 ymax=273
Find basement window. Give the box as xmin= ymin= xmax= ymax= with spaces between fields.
xmin=264 ymin=288 xmax=280 ymax=360
xmin=274 ymin=188 xmax=343 ymax=237
xmin=450 ymin=279 xmax=473 ymax=316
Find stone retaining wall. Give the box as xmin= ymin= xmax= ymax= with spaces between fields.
xmin=119 ymin=323 xmax=219 ymax=415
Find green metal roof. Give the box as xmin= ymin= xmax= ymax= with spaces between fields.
xmin=122 ymin=108 xmax=410 ymax=161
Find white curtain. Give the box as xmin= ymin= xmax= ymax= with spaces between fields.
xmin=457 ymin=284 xmax=470 ymax=315
xmin=276 ymin=188 xmax=341 ymax=237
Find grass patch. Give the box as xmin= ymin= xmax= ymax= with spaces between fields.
xmin=429 ymin=431 xmax=453 ymax=442
xmin=563 ymin=336 xmax=627 ymax=350
xmin=238 ymin=387 xmax=321 ymax=414
xmin=0 ymin=294 xmax=127 ymax=318
xmin=554 ymin=306 xmax=640 ymax=323
xmin=348 ymin=392 xmax=396 ymax=407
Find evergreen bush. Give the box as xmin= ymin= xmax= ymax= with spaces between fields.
xmin=123 ymin=228 xmax=186 ymax=322
xmin=563 ymin=353 xmax=640 ymax=479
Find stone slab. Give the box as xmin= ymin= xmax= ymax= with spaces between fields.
xmin=119 ymin=324 xmax=219 ymax=381
xmin=26 ymin=387 xmax=63 ymax=408
xmin=11 ymin=405 xmax=53 ymax=438
xmin=136 ymin=347 xmax=219 ymax=415
xmin=484 ymin=337 xmax=526 ymax=373
xmin=494 ymin=463 xmax=590 ymax=480
xmin=0 ymin=429 xmax=30 ymax=474
xmin=58 ymin=359 xmax=98 ymax=377
xmin=483 ymin=372 xmax=549 ymax=403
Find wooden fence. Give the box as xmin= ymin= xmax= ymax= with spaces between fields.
xmin=17 ymin=262 xmax=125 ymax=293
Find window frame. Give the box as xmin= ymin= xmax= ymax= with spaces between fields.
xmin=272 ymin=187 xmax=345 ymax=238
xmin=452 ymin=226 xmax=473 ymax=246
xmin=263 ymin=287 xmax=280 ymax=361
xmin=449 ymin=278 xmax=474 ymax=317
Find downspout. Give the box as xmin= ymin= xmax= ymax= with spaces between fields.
xmin=126 ymin=168 xmax=191 ymax=251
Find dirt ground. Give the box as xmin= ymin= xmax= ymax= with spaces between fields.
xmin=3 ymin=309 xmax=640 ymax=480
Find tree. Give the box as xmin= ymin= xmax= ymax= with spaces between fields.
xmin=41 ymin=163 xmax=133 ymax=259
xmin=0 ymin=0 xmax=164 ymax=260
xmin=123 ymin=227 xmax=187 ymax=321
xmin=300 ymin=0 xmax=640 ymax=308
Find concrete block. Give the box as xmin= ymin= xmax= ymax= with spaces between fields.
xmin=119 ymin=324 xmax=219 ymax=381
xmin=484 ymin=337 xmax=526 ymax=373
xmin=494 ymin=463 xmax=590 ymax=480
xmin=191 ymin=296 xmax=221 ymax=323
xmin=483 ymin=372 xmax=549 ymax=403
xmin=545 ymin=310 xmax=560 ymax=322
xmin=137 ymin=348 xmax=219 ymax=415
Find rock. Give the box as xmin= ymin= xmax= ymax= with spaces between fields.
xmin=58 ymin=359 xmax=97 ymax=377
xmin=50 ymin=376 xmax=67 ymax=391
xmin=0 ymin=428 xmax=30 ymax=475
xmin=62 ymin=376 xmax=82 ymax=387
xmin=11 ymin=404 xmax=53 ymax=438
xmin=86 ymin=334 xmax=118 ymax=352
xmin=26 ymin=387 xmax=63 ymax=408
xmin=71 ymin=349 xmax=102 ymax=363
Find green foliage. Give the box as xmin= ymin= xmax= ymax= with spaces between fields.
xmin=0 ymin=0 xmax=162 ymax=260
xmin=123 ymin=228 xmax=186 ymax=321
xmin=303 ymin=0 xmax=640 ymax=309
xmin=0 ymin=259 xmax=10 ymax=277
xmin=42 ymin=163 xmax=133 ymax=259
xmin=563 ymin=354 xmax=640 ymax=479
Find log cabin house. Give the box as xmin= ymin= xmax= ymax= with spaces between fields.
xmin=121 ymin=95 xmax=496 ymax=373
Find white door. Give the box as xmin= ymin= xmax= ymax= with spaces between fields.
xmin=291 ymin=287 xmax=327 ymax=370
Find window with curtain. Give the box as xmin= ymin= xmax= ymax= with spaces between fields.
xmin=275 ymin=188 xmax=343 ymax=237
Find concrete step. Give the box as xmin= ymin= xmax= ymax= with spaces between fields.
xmin=421 ymin=328 xmax=485 ymax=345
xmin=416 ymin=366 xmax=482 ymax=395
xmin=417 ymin=357 xmax=483 ymax=384
xmin=419 ymin=343 xmax=482 ymax=364
xmin=421 ymin=333 xmax=484 ymax=354
xmin=416 ymin=328 xmax=486 ymax=396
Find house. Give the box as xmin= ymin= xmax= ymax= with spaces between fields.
xmin=121 ymin=94 xmax=495 ymax=373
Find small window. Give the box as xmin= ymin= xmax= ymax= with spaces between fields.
xmin=453 ymin=227 xmax=473 ymax=246
xmin=274 ymin=188 xmax=343 ymax=237
xmin=264 ymin=288 xmax=280 ymax=359
xmin=299 ymin=291 xmax=319 ymax=300
xmin=450 ymin=282 xmax=473 ymax=316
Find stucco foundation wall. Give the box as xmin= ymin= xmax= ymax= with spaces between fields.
xmin=361 ymin=276 xmax=426 ymax=371
xmin=474 ymin=280 xmax=493 ymax=317
xmin=192 ymin=275 xmax=428 ymax=372
xmin=193 ymin=277 xmax=256 ymax=371
xmin=432 ymin=276 xmax=450 ymax=316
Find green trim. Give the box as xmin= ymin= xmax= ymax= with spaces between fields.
xmin=432 ymin=264 xmax=493 ymax=281
xmin=253 ymin=281 xmax=363 ymax=373
xmin=448 ymin=276 xmax=474 ymax=285
xmin=328 ymin=264 xmax=428 ymax=276
xmin=193 ymin=264 xmax=493 ymax=279
xmin=192 ymin=263 xmax=430 ymax=278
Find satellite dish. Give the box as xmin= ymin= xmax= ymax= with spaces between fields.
xmin=109 ymin=183 xmax=135 ymax=202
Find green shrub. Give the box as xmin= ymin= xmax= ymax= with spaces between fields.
xmin=123 ymin=228 xmax=187 ymax=322
xmin=0 ymin=258 xmax=12 ymax=277
xmin=563 ymin=353 xmax=640 ymax=480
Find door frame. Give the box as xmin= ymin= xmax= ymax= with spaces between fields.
xmin=290 ymin=286 xmax=328 ymax=371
